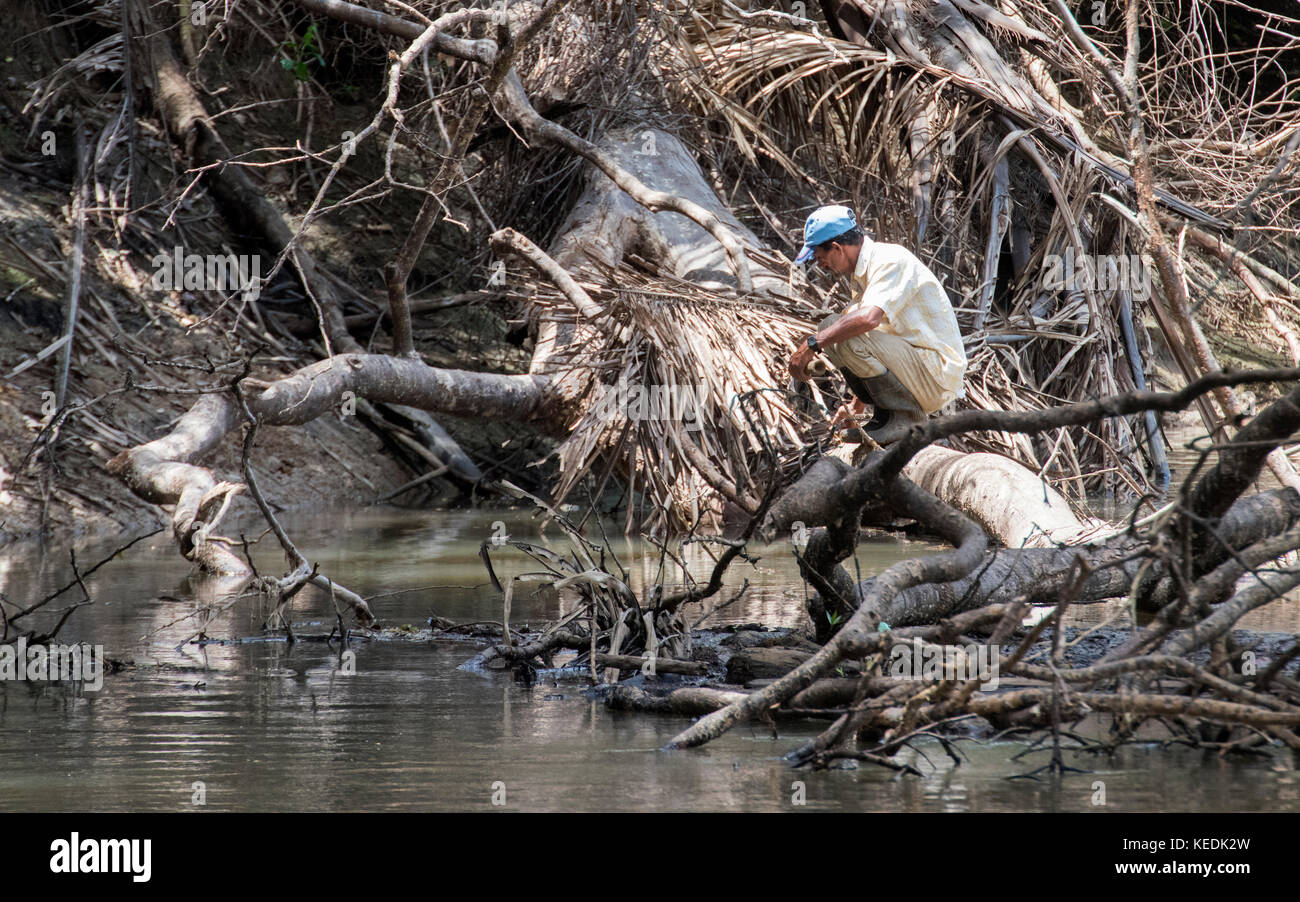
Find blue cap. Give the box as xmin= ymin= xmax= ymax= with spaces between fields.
xmin=794 ymin=205 xmax=857 ymax=264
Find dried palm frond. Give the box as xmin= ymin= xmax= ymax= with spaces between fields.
xmin=522 ymin=259 xmax=840 ymax=533
xmin=23 ymin=32 xmax=123 ymax=122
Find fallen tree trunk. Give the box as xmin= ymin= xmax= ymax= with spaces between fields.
xmin=606 ymin=685 xmax=750 ymax=716
xmin=901 ymin=445 xmax=1106 ymax=547
xmin=770 ymin=442 xmax=1104 ymax=551
xmin=106 ymin=360 xmax=559 ymax=577
xmin=863 ymin=487 xmax=1300 ymax=627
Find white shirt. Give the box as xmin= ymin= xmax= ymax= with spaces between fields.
xmin=845 ymin=238 xmax=967 ymax=401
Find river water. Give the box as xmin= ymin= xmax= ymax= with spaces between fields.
xmin=2 ymin=496 xmax=1297 ymax=812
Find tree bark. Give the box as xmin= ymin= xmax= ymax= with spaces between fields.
xmin=107 ymin=358 xmax=558 ymax=576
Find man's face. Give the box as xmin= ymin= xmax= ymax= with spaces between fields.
xmin=812 ymin=241 xmax=853 ymax=276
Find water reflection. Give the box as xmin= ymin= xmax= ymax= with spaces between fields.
xmin=0 ymin=501 xmax=1295 ymax=811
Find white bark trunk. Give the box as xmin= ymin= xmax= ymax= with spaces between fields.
xmin=902 ymin=445 xmax=1104 ymax=547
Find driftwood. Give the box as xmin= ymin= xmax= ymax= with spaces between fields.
xmin=606 ymin=685 xmax=749 ymax=717
xmin=662 ymin=371 xmax=1300 ymax=757
xmin=593 ymin=653 xmax=707 ymax=676
xmin=725 ymin=647 xmax=814 ymax=684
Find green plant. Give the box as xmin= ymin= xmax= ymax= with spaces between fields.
xmin=826 ymin=610 xmax=843 ymax=627
xmin=279 ymin=23 xmax=324 ymax=82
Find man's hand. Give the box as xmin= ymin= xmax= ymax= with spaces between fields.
xmin=830 ymin=397 xmax=866 ymax=430
xmin=789 ymin=341 xmax=816 ymax=382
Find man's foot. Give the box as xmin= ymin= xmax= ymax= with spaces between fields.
xmin=834 ymin=365 xmax=888 ymax=432
xmin=864 ymin=409 xmax=926 ymax=444
xmin=862 ymin=406 xmax=889 ymax=431
xmin=860 ymin=371 xmax=927 ymax=445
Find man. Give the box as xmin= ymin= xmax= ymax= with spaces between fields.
xmin=787 ymin=205 xmax=967 ymax=444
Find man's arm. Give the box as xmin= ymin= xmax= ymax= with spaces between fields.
xmin=788 ymin=305 xmax=885 ymax=381
xmin=818 ymin=305 xmax=884 ymax=345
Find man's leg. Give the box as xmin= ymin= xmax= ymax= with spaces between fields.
xmin=859 ymin=370 xmax=926 ymax=444
xmin=821 ymin=321 xmax=943 ymax=444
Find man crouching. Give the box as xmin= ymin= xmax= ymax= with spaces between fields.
xmin=787 ymin=205 xmax=967 ymax=445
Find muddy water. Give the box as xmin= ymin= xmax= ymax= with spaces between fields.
xmin=1 ymin=501 xmax=1297 ymax=812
